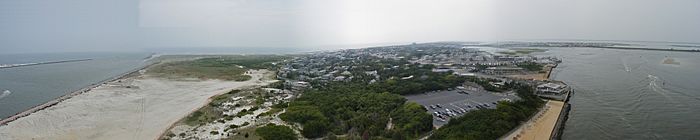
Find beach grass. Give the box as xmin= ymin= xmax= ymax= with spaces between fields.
xmin=184 ymin=105 xmax=223 ymax=126
xmin=498 ymin=48 xmax=548 ymax=55
xmin=148 ymin=55 xmax=292 ymax=81
xmin=224 ymin=126 xmax=262 ymax=140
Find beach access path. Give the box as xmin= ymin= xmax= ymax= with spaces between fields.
xmin=0 ymin=69 xmax=275 ymax=140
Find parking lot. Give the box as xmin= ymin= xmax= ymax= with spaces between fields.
xmin=404 ymin=88 xmax=520 ymax=127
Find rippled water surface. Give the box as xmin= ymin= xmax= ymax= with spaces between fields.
xmin=0 ymin=52 xmax=149 ymax=119
xmin=542 ymin=48 xmax=700 ymax=139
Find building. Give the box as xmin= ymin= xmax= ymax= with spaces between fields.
xmin=536 ymin=83 xmax=568 ymax=95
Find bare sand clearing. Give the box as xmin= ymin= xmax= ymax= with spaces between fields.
xmin=507 ymin=66 xmax=553 ymax=81
xmin=0 ymin=70 xmax=274 ymax=140
xmin=502 ymin=100 xmax=564 ymax=140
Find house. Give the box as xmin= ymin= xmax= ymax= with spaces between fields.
xmin=289 ymin=81 xmax=310 ymax=90
xmin=334 ymin=76 xmax=346 ymax=81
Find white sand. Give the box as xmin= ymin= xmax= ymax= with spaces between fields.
xmin=0 ymin=70 xmax=274 ymax=140
xmin=502 ymin=100 xmax=564 ymax=140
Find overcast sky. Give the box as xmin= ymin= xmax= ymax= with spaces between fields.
xmin=1 ymin=0 xmax=699 ymax=53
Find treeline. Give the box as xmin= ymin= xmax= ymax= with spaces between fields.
xmin=255 ymin=124 xmax=298 ymax=140
xmin=280 ymin=82 xmax=433 ymax=139
xmin=428 ymin=84 xmax=545 ymax=140
xmin=368 ymin=64 xmax=467 ymax=95
xmin=339 ymin=62 xmax=467 ymax=95
xmin=465 ymin=76 xmax=515 ymax=92
xmin=516 ymin=62 xmax=544 ymax=71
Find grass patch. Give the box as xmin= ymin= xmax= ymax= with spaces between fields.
xmin=209 ymin=90 xmax=241 ymax=107
xmin=148 ymin=59 xmax=250 ymax=81
xmin=184 ymin=89 xmax=244 ymax=126
xmin=497 ymin=51 xmax=518 ymax=55
xmin=258 ymin=108 xmax=283 ymax=117
xmin=516 ymin=62 xmax=544 ymax=71
xmin=148 ymin=55 xmax=292 ymax=81
xmin=236 ymin=106 xmax=260 ymax=117
xmin=184 ymin=105 xmax=223 ymax=126
xmin=498 ymin=48 xmax=547 ymax=55
xmin=225 ymin=126 xmax=262 ymax=140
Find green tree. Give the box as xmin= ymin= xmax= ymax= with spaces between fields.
xmin=255 ymin=124 xmax=298 ymax=140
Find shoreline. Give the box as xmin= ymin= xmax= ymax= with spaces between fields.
xmin=0 ymin=61 xmax=159 ymax=126
xmin=549 ymin=89 xmax=572 ymax=140
xmin=0 ymin=66 xmax=274 ymax=139
xmin=548 ymin=63 xmax=571 ymax=140
xmin=550 ymin=45 xmax=700 ymax=53
xmin=501 ymin=63 xmax=572 ymax=140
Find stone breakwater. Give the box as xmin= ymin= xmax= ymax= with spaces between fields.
xmin=0 ymin=62 xmax=157 ymax=125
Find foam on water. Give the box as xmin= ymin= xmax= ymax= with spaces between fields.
xmin=0 ymin=90 xmax=10 ymax=100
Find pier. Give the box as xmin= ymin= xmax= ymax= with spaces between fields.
xmin=0 ymin=59 xmax=93 ymax=69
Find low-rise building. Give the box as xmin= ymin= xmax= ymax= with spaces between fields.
xmin=536 ymin=83 xmax=567 ymax=95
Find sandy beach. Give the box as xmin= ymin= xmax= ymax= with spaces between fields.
xmin=0 ymin=69 xmax=274 ymax=140
xmin=502 ymin=100 xmax=564 ymax=140
xmin=507 ymin=65 xmax=555 ymax=81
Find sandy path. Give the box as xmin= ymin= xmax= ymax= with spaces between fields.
xmin=0 ymin=70 xmax=273 ymax=140
xmin=502 ymin=100 xmax=564 ymax=140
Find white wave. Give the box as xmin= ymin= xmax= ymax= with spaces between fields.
xmin=648 ymin=75 xmax=674 ymax=101
xmin=622 ymin=58 xmax=631 ymax=72
xmin=0 ymin=90 xmax=10 ymax=100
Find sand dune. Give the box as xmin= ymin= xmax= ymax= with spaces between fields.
xmin=0 ymin=70 xmax=274 ymax=140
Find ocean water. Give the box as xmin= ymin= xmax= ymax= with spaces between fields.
xmin=0 ymin=52 xmax=150 ymax=119
xmin=541 ymin=47 xmax=700 ymax=139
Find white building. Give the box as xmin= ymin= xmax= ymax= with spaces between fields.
xmin=536 ymin=83 xmax=567 ymax=95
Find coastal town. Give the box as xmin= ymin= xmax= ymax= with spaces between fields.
xmin=1 ymin=42 xmax=575 ymax=140
xmin=155 ymin=42 xmax=574 ymax=140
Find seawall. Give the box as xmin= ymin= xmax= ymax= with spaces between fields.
xmin=0 ymin=59 xmax=93 ymax=69
xmin=549 ymin=89 xmax=573 ymax=140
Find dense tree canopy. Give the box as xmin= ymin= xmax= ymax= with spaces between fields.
xmin=280 ymin=84 xmax=410 ymax=138
xmin=389 ymin=102 xmax=434 ymax=139
xmin=255 ymin=124 xmax=298 ymax=140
